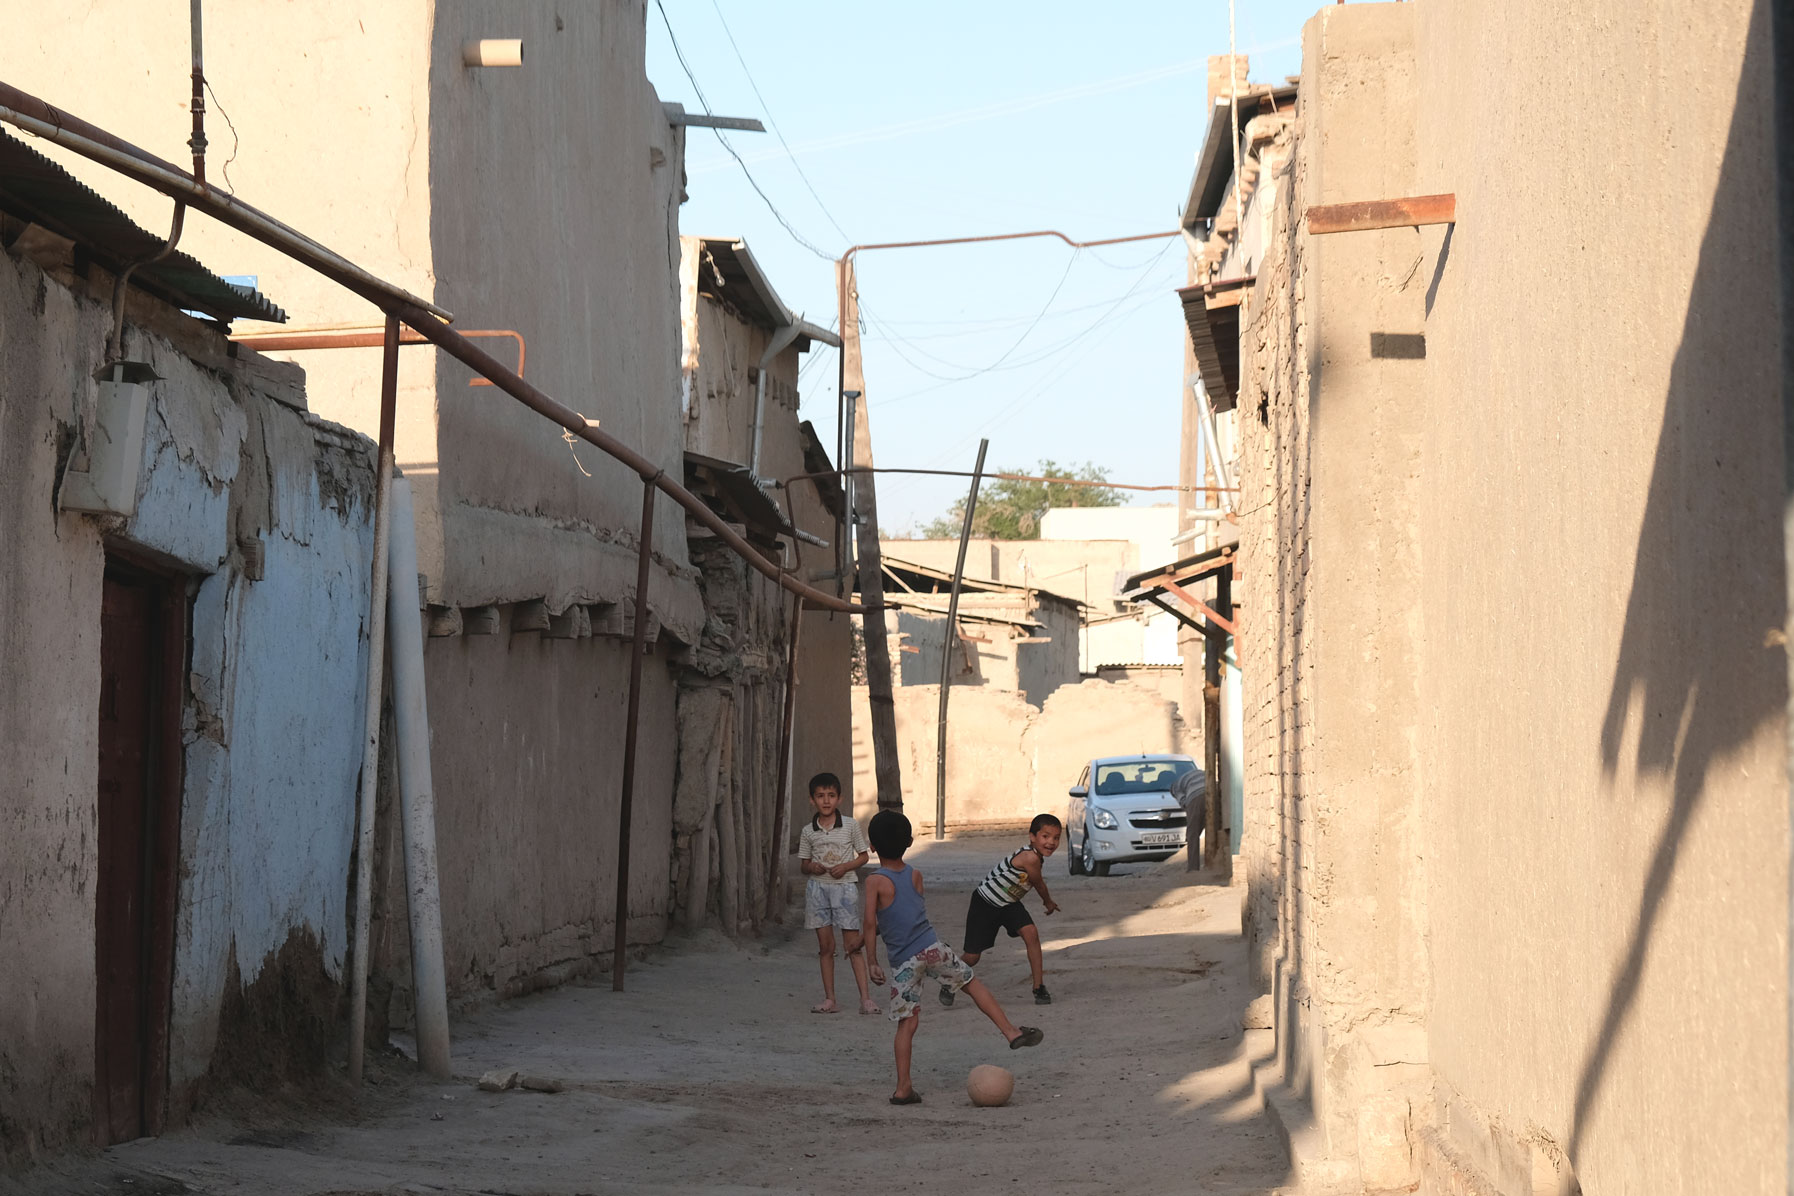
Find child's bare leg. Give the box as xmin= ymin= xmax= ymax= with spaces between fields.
xmin=893 ymin=1011 xmax=920 ymax=1098
xmin=959 ymin=977 xmax=1023 ymax=1041
xmin=844 ymin=931 xmax=877 ymax=1010
xmin=960 ymin=951 xmax=982 ymax=967
xmin=1020 ymin=924 xmax=1045 ymax=989
xmin=813 ymin=927 xmax=839 ymax=1011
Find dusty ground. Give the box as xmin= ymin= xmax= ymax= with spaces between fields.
xmin=15 ymin=831 xmax=1305 ymax=1195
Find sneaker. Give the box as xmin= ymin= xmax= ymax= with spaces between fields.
xmin=1033 ymin=984 xmax=1052 ymax=1005
xmin=939 ymin=984 xmax=956 ymax=1007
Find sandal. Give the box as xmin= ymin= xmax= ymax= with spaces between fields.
xmin=811 ymin=1000 xmax=840 ymax=1014
xmin=859 ymin=999 xmax=882 ymax=1015
xmin=1008 ymin=1026 xmax=1045 ymax=1049
xmin=889 ymin=1091 xmax=923 ymax=1105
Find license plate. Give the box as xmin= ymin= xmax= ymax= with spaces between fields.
xmin=1140 ymin=831 xmax=1181 ymax=846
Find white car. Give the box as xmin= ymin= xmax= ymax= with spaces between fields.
xmin=1066 ymin=754 xmax=1201 ymax=876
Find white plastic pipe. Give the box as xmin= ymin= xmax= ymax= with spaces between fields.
xmin=386 ymin=476 xmax=452 ymax=1078
xmin=462 ymin=39 xmax=523 ymax=67
xmin=1190 ymin=377 xmax=1235 ymax=513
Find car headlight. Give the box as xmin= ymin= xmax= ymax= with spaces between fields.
xmin=1090 ymin=807 xmax=1119 ymax=830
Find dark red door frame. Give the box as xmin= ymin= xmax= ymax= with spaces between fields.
xmin=94 ymin=546 xmax=189 ymax=1144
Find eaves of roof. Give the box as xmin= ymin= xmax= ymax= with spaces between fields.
xmin=0 ymin=129 xmax=286 ymax=324
xmin=1179 ymin=84 xmax=1299 ymax=230
xmin=694 ymin=236 xmax=840 ymax=350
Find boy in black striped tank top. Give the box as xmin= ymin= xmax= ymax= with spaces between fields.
xmin=942 ymin=813 xmax=1063 ymax=1008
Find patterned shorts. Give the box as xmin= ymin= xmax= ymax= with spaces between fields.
xmin=804 ymin=879 xmax=862 ymax=930
xmin=886 ymin=941 xmax=975 ymax=1022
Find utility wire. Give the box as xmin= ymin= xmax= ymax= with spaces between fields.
xmin=870 ymin=240 xmax=1179 ymax=407
xmin=704 ymin=0 xmax=851 ymax=245
xmin=856 ymin=248 xmax=1082 ymax=380
xmin=653 ymin=0 xmax=837 ymax=261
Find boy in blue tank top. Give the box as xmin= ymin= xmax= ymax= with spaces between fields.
xmin=862 ymin=810 xmax=1045 ymax=1105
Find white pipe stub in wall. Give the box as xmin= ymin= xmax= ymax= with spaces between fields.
xmin=463 ymin=39 xmax=523 ymax=67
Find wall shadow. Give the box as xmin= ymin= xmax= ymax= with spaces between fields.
xmin=1579 ymin=0 xmax=1787 ymax=1161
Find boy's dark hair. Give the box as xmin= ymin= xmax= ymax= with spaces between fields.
xmin=868 ymin=810 xmax=914 ymax=860
xmin=1030 ymin=812 xmax=1063 ymax=835
xmin=808 ymin=772 xmax=842 ymax=796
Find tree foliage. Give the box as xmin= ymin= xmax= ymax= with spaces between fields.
xmin=919 ymin=459 xmax=1124 ymax=540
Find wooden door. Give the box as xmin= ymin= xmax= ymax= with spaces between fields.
xmin=94 ymin=559 xmax=183 ymax=1144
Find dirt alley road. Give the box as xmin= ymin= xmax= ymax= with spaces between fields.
xmin=29 ymin=830 xmax=1308 ymax=1196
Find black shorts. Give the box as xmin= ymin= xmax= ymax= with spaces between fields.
xmin=963 ymin=893 xmax=1034 ymax=955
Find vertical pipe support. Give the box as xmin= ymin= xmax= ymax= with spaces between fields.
xmin=188 ymin=0 xmax=207 ymax=186
xmin=768 ymin=592 xmax=804 ymax=919
xmin=750 ymin=323 xmax=803 ymax=478
xmin=935 ymin=439 xmax=990 ymax=840
xmin=385 ymin=476 xmax=452 ymax=1078
xmin=348 ymin=314 xmax=399 ymax=1084
xmin=613 ymin=475 xmax=659 ymax=991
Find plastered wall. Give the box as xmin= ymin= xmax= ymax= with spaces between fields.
xmin=0 ymin=248 xmax=375 ymax=1159
xmin=5 ymin=1 xmax=712 ymax=1017
xmin=850 ymin=679 xmax=1186 ymax=832
xmin=1233 ymin=2 xmax=1789 ymax=1192
xmin=1411 ymin=0 xmax=1787 ymax=1191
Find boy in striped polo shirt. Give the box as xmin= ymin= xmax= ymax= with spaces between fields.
xmin=942 ymin=813 xmax=1063 ymax=1008
xmin=797 ymin=772 xmax=880 ymax=1015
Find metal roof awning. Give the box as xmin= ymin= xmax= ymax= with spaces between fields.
xmin=881 ymin=595 xmax=1044 ymax=633
xmin=1179 ymin=275 xmax=1253 ymax=412
xmin=1179 ymin=84 xmax=1299 ymax=230
xmin=692 ymin=236 xmax=839 ymax=350
xmin=0 ymin=129 xmax=286 ymax=324
xmin=1122 ymin=540 xmax=1239 ymax=638
xmin=684 ymin=451 xmax=794 ymax=543
xmin=878 ymin=553 xmax=1031 ymax=596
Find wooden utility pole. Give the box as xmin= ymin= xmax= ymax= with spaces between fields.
xmin=838 ymin=260 xmax=904 ymax=810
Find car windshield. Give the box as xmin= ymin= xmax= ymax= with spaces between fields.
xmin=1094 ymin=760 xmax=1195 ymax=795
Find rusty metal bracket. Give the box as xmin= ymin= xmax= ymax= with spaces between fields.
xmin=1306 ymin=193 xmax=1456 ymax=235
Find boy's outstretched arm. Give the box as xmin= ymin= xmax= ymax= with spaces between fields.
xmin=1018 ymin=851 xmax=1059 ymax=915
xmin=863 ymin=874 xmax=887 ymax=985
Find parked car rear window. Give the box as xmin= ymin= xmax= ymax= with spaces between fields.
xmin=1095 ymin=760 xmax=1195 ymax=795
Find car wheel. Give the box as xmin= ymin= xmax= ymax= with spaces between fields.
xmin=1068 ymin=829 xmax=1087 ymax=876
xmin=1081 ymin=834 xmax=1108 ymax=878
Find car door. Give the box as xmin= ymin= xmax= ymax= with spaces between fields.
xmin=1068 ymin=762 xmax=1091 ymax=844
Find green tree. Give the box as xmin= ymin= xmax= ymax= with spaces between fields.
xmin=920 ymin=459 xmax=1124 ymax=540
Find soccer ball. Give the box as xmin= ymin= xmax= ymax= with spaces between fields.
xmin=967 ymin=1064 xmax=1015 ymax=1107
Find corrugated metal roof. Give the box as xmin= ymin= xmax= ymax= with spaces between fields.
xmin=0 ymin=129 xmax=286 ymax=324
xmin=1180 ymin=85 xmax=1299 ymax=230
xmin=1178 ymin=277 xmax=1252 ymax=412
xmin=684 ymin=450 xmax=795 ymax=540
xmin=692 ymin=236 xmax=839 ymax=349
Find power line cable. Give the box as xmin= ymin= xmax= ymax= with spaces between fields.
xmin=653 ymin=0 xmax=837 ymax=261
xmin=866 ymin=240 xmax=1178 ymax=403
xmin=856 ymin=248 xmax=1082 ymax=380
xmin=704 ymin=0 xmax=852 ymax=245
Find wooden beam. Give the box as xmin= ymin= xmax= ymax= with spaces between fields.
xmin=1306 ymin=193 xmax=1456 ymax=235
xmin=1161 ymin=579 xmax=1239 ymax=637
xmin=1128 ymin=550 xmax=1236 ymax=595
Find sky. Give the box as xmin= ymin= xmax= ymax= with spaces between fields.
xmin=645 ymin=1 xmax=1313 ymax=533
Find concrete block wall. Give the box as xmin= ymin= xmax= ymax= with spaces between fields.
xmin=1236 ymin=4 xmax=1435 ymax=1187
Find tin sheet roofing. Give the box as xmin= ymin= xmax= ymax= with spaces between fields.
xmin=0 ymin=129 xmax=286 ymax=324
